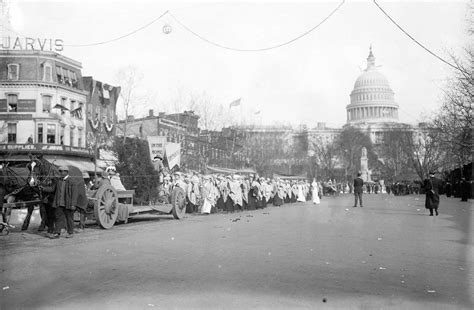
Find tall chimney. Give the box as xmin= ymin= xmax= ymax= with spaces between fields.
xmin=149 ymin=109 xmax=154 ymax=117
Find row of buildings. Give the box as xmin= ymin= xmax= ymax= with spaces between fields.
xmin=1 ymin=44 xmax=420 ymax=179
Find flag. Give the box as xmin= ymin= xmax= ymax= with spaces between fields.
xmin=52 ymin=104 xmax=69 ymax=111
xmin=254 ymin=110 xmax=261 ymax=115
xmin=229 ymin=98 xmax=241 ymax=108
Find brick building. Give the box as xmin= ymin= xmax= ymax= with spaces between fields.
xmin=0 ymin=50 xmax=95 ymax=170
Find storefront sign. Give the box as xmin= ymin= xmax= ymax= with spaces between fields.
xmin=1 ymin=36 xmax=64 ymax=52
xmin=17 ymin=100 xmax=36 ymax=112
xmin=0 ymin=114 xmax=33 ymax=120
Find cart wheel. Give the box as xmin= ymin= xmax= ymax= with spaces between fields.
xmin=171 ymin=187 xmax=186 ymax=219
xmin=94 ymin=184 xmax=118 ymax=229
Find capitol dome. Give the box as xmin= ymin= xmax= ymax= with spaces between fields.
xmin=346 ymin=47 xmax=399 ymax=124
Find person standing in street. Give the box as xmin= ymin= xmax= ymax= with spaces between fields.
xmin=41 ymin=166 xmax=81 ymax=239
xmin=460 ymin=177 xmax=470 ymax=202
xmin=353 ymin=172 xmax=364 ymax=208
xmin=424 ymin=171 xmax=442 ymax=216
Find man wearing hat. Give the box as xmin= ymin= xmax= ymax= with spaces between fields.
xmin=353 ymin=172 xmax=364 ymax=208
xmin=424 ymin=171 xmax=442 ymax=216
xmin=41 ymin=166 xmax=80 ymax=238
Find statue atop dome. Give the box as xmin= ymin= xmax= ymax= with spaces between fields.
xmin=366 ymin=45 xmax=376 ymax=70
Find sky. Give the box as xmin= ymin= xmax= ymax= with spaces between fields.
xmin=2 ymin=0 xmax=470 ymax=128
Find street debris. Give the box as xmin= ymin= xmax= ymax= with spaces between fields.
xmin=246 ymin=215 xmax=254 ymax=218
xmin=417 ymin=209 xmax=420 ymax=211
xmin=379 ymin=267 xmax=386 ymax=270
xmin=427 ymin=290 xmax=436 ymax=293
xmin=148 ymin=304 xmax=155 ymax=307
xmin=401 ymin=281 xmax=405 ymax=284
xmin=377 ymin=237 xmax=382 ymax=241
xmin=263 ymin=212 xmax=270 ymax=215
xmin=3 ymin=286 xmax=9 ymax=290
xmin=345 ymin=208 xmax=349 ymax=211
xmin=231 ymin=218 xmax=240 ymax=222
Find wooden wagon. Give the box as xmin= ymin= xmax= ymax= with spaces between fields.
xmin=83 ymin=183 xmax=187 ymax=229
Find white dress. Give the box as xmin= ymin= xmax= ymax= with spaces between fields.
xmin=297 ymin=184 xmax=306 ymax=202
xmin=312 ymin=181 xmax=320 ymax=204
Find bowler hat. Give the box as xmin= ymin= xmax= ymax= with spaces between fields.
xmin=58 ymin=165 xmax=69 ymax=172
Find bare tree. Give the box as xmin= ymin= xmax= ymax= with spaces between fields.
xmin=114 ymin=66 xmax=144 ymax=144
xmin=432 ymin=2 xmax=473 ymax=174
xmin=402 ymin=125 xmax=445 ymax=181
xmin=309 ymin=136 xmax=338 ymax=180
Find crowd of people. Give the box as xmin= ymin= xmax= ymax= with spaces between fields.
xmin=159 ymin=172 xmax=323 ymax=214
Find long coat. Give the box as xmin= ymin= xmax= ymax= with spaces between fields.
xmin=424 ymin=177 xmax=442 ymax=209
xmin=44 ymin=176 xmax=88 ymax=211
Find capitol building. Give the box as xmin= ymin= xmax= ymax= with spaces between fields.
xmin=347 ymin=47 xmax=398 ymax=125
xmin=343 ymin=47 xmax=412 ymax=145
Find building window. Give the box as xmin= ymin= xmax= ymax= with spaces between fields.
xmin=78 ymin=129 xmax=82 ymax=147
xmin=37 ymin=123 xmax=44 ymax=143
xmin=42 ymin=95 xmax=52 ymax=113
xmin=43 ymin=63 xmax=52 ymax=82
xmin=47 ymin=124 xmax=56 ymax=144
xmin=61 ymin=97 xmax=67 ymax=115
xmin=56 ymin=66 xmax=63 ymax=83
xmin=7 ymin=94 xmax=18 ymax=112
xmin=8 ymin=123 xmax=17 ymax=143
xmin=70 ymin=128 xmax=75 ymax=147
xmin=7 ymin=64 xmax=19 ymax=80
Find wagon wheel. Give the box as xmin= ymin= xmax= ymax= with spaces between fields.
xmin=171 ymin=186 xmax=186 ymax=219
xmin=93 ymin=184 xmax=118 ymax=229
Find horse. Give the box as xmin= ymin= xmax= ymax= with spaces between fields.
xmin=27 ymin=155 xmax=89 ymax=232
xmin=0 ymin=161 xmax=40 ymax=232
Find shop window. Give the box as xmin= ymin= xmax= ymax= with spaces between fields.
xmin=37 ymin=123 xmax=44 ymax=143
xmin=8 ymin=123 xmax=17 ymax=143
xmin=43 ymin=63 xmax=52 ymax=82
xmin=47 ymin=124 xmax=56 ymax=144
xmin=7 ymin=64 xmax=19 ymax=80
xmin=42 ymin=95 xmax=52 ymax=113
xmin=7 ymin=94 xmax=18 ymax=112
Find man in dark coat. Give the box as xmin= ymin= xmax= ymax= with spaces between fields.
xmin=460 ymin=177 xmax=470 ymax=202
xmin=353 ymin=172 xmax=364 ymax=207
xmin=424 ymin=171 xmax=443 ymax=216
xmin=41 ymin=166 xmax=86 ymax=238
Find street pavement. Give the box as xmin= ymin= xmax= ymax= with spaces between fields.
xmin=1 ymin=194 xmax=473 ymax=309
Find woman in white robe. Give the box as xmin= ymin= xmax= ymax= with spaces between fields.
xmin=311 ymin=178 xmax=320 ymax=204
xmin=297 ymin=181 xmax=306 ymax=202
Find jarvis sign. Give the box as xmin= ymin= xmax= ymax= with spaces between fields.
xmin=1 ymin=36 xmax=64 ymax=52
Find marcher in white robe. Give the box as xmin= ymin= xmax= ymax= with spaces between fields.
xmin=201 ymin=177 xmax=215 ymax=214
xmin=311 ymin=178 xmax=320 ymax=204
xmin=297 ymin=181 xmax=306 ymax=202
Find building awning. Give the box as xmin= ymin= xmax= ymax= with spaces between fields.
xmin=44 ymin=156 xmax=102 ymax=173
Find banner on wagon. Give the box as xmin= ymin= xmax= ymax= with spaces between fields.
xmin=165 ymin=143 xmax=181 ymax=169
xmin=147 ymin=136 xmax=166 ymax=161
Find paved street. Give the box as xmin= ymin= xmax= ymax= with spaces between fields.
xmin=1 ymin=194 xmax=473 ymax=309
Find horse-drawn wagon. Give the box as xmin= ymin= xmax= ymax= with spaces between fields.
xmin=1 ymin=155 xmax=187 ymax=234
